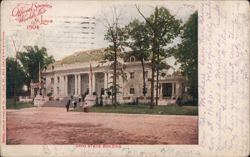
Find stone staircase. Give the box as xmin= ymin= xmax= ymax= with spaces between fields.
xmin=42 ymin=98 xmax=69 ymax=107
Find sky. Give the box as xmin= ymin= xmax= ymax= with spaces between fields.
xmin=2 ymin=0 xmax=197 ymax=67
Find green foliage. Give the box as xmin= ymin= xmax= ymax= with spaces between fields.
xmin=18 ymin=46 xmax=55 ymax=91
xmin=146 ymin=7 xmax=182 ymax=47
xmin=134 ymin=6 xmax=182 ymax=106
xmin=104 ymin=27 xmax=128 ymax=49
xmin=6 ymin=57 xmax=26 ymax=98
xmin=171 ymin=11 xmax=198 ymax=100
xmin=125 ymin=19 xmax=150 ymax=54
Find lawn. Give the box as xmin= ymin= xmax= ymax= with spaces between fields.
xmin=72 ymin=104 xmax=198 ymax=116
xmin=6 ymin=101 xmax=34 ymax=109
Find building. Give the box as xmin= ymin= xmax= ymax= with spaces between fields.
xmin=41 ymin=48 xmax=188 ymax=105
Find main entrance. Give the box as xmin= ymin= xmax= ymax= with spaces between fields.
xmin=162 ymin=83 xmax=172 ymax=97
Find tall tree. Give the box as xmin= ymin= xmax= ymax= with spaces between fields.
xmin=18 ymin=46 xmax=55 ymax=93
xmin=103 ymin=7 xmax=128 ymax=105
xmin=125 ymin=19 xmax=150 ymax=97
xmin=6 ymin=57 xmax=26 ymax=98
xmin=171 ymin=11 xmax=198 ymax=102
xmin=136 ymin=6 xmax=181 ymax=107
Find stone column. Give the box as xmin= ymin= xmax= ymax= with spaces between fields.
xmin=60 ymin=75 xmax=63 ymax=96
xmin=88 ymin=73 xmax=92 ymax=94
xmin=78 ymin=74 xmax=81 ymax=95
xmin=171 ymin=82 xmax=175 ymax=97
xmin=74 ymin=75 xmax=77 ymax=96
xmin=104 ymin=72 xmax=107 ymax=89
xmin=65 ymin=75 xmax=68 ymax=96
xmin=53 ymin=75 xmax=57 ymax=97
xmin=93 ymin=73 xmax=96 ymax=93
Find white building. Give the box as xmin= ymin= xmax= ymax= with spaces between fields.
xmin=41 ymin=48 xmax=187 ymax=105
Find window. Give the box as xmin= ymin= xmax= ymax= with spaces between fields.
xmin=57 ymin=87 xmax=60 ymax=94
xmin=57 ymin=76 xmax=60 ymax=83
xmin=101 ymin=88 xmax=104 ymax=95
xmin=51 ymin=77 xmax=54 ymax=84
xmin=130 ymin=56 xmax=135 ymax=62
xmin=162 ymin=83 xmax=172 ymax=97
xmin=142 ymin=88 xmax=147 ymax=94
xmin=130 ymin=72 xmax=134 ymax=79
xmin=130 ymin=88 xmax=135 ymax=94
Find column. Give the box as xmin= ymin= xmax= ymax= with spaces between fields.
xmin=93 ymin=73 xmax=96 ymax=93
xmin=74 ymin=75 xmax=77 ymax=96
xmin=60 ymin=75 xmax=63 ymax=96
xmin=88 ymin=73 xmax=92 ymax=94
xmin=176 ymin=82 xmax=180 ymax=97
xmin=104 ymin=72 xmax=107 ymax=89
xmin=78 ymin=74 xmax=81 ymax=95
xmin=53 ymin=75 xmax=57 ymax=96
xmin=63 ymin=76 xmax=65 ymax=95
xmin=171 ymin=82 xmax=175 ymax=97
xmin=65 ymin=75 xmax=68 ymax=96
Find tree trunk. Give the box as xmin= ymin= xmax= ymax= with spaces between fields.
xmin=155 ymin=48 xmax=160 ymax=106
xmin=141 ymin=59 xmax=146 ymax=97
xmin=150 ymin=51 xmax=155 ymax=109
xmin=113 ymin=45 xmax=117 ymax=106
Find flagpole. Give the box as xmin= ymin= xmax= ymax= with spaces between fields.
xmin=90 ymin=62 xmax=93 ymax=95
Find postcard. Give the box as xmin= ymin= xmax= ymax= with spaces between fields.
xmin=0 ymin=0 xmax=249 ymax=157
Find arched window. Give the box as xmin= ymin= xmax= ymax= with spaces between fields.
xmin=130 ymin=56 xmax=135 ymax=62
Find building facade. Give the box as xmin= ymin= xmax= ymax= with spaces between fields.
xmin=42 ymin=48 xmax=187 ymax=105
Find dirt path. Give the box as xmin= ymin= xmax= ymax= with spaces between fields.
xmin=6 ymin=107 xmax=198 ymax=145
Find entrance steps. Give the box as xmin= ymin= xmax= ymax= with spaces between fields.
xmin=42 ymin=97 xmax=69 ymax=107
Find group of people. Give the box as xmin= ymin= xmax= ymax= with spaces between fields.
xmin=66 ymin=94 xmax=87 ymax=112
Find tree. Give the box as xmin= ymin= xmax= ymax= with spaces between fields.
xmin=18 ymin=46 xmax=55 ymax=93
xmin=103 ymin=7 xmax=128 ymax=105
xmin=170 ymin=11 xmax=198 ymax=102
xmin=125 ymin=19 xmax=150 ymax=97
xmin=6 ymin=57 xmax=26 ymax=98
xmin=135 ymin=6 xmax=181 ymax=107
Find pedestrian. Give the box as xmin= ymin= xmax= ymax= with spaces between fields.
xmin=73 ymin=101 xmax=77 ymax=108
xmin=66 ymin=99 xmax=70 ymax=112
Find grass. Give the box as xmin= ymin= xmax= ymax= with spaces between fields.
xmin=6 ymin=101 xmax=34 ymax=109
xmin=72 ymin=104 xmax=198 ymax=116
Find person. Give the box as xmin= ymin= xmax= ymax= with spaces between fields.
xmin=73 ymin=100 xmax=77 ymax=108
xmin=66 ymin=99 xmax=70 ymax=112
xmin=78 ymin=95 xmax=81 ymax=102
xmin=100 ymin=95 xmax=103 ymax=106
